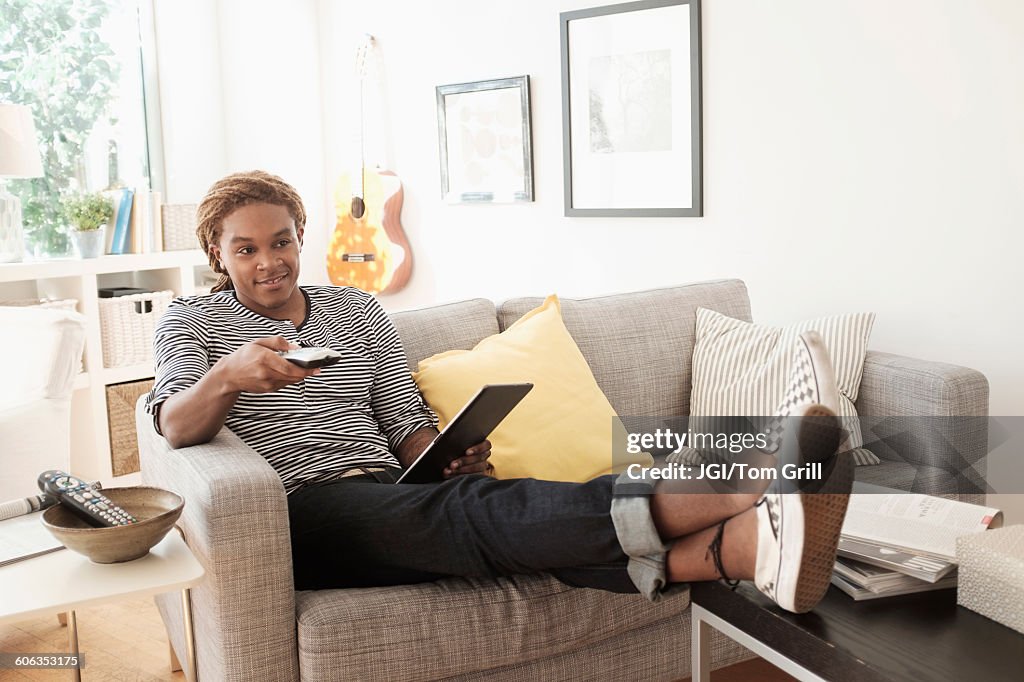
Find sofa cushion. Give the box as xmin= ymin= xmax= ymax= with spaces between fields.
xmin=497 ymin=280 xmax=752 ymax=419
xmin=390 ymin=298 xmax=499 ymax=371
xmin=295 ymin=574 xmax=690 ymax=682
xmin=412 ymin=295 xmax=650 ymax=481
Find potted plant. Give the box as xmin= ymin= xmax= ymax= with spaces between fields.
xmin=63 ymin=193 xmax=114 ymax=258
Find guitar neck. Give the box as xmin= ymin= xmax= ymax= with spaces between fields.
xmin=352 ymin=125 xmax=364 ymax=200
xmin=351 ymin=35 xmax=373 ymax=201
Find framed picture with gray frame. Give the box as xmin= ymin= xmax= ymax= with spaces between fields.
xmin=436 ymin=75 xmax=534 ymax=203
xmin=560 ymin=0 xmax=702 ymax=216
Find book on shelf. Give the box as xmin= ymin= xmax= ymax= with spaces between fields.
xmin=122 ymin=189 xmax=165 ymax=254
xmin=103 ymin=188 xmax=126 ymax=254
xmin=150 ymin=190 xmax=164 ymax=252
xmin=840 ymin=493 xmax=1002 ymax=562
xmin=109 ymin=187 xmax=135 ymax=255
xmin=128 ymin=189 xmax=149 ymax=254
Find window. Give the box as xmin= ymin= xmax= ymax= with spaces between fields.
xmin=0 ymin=0 xmax=162 ymax=258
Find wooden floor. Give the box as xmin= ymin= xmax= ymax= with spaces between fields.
xmin=679 ymin=658 xmax=796 ymax=682
xmin=0 ymin=598 xmax=182 ymax=681
xmin=0 ymin=598 xmax=794 ymax=681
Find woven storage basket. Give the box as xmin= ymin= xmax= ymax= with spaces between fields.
xmin=106 ymin=379 xmax=155 ymax=476
xmin=98 ymin=290 xmax=174 ymax=368
xmin=161 ymin=204 xmax=199 ymax=251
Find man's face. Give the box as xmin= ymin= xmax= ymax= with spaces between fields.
xmin=214 ymin=202 xmax=304 ymax=318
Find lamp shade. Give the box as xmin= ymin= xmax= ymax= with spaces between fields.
xmin=0 ymin=104 xmax=44 ymax=178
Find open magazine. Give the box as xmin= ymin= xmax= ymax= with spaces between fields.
xmin=0 ymin=488 xmax=80 ymax=566
xmin=0 ymin=481 xmax=108 ymax=566
xmin=832 ymin=492 xmax=1002 ymax=601
xmin=840 ymin=493 xmax=1003 ymax=562
xmin=0 ymin=511 xmax=64 ymax=567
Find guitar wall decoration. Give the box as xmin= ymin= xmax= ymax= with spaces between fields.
xmin=327 ymin=35 xmax=412 ymax=294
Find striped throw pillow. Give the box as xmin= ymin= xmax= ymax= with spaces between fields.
xmin=689 ymin=308 xmax=879 ymax=466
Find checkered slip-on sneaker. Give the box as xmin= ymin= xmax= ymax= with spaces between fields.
xmin=753 ymin=404 xmax=853 ymax=614
xmin=762 ymin=331 xmax=841 ymax=455
xmin=678 ymin=331 xmax=843 ymax=465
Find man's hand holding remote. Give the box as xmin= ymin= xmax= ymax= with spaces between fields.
xmin=157 ymin=336 xmax=320 ymax=449
xmin=214 ymin=336 xmax=321 ymax=394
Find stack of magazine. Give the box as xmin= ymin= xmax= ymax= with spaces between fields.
xmin=832 ymin=492 xmax=1003 ymax=600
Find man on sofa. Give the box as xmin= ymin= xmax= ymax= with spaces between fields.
xmin=145 ymin=170 xmax=855 ymax=614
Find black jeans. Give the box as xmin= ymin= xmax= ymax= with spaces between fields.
xmin=287 ymin=470 xmax=637 ymax=594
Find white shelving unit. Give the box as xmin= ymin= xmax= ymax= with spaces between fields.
xmin=0 ymin=250 xmax=211 ymax=485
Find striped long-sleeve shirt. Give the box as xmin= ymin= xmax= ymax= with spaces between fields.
xmin=144 ymin=285 xmax=437 ymax=494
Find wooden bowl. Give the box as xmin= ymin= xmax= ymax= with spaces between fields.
xmin=41 ymin=487 xmax=184 ymax=564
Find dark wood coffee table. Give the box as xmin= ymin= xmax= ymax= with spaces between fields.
xmin=690 ymin=581 xmax=1024 ymax=681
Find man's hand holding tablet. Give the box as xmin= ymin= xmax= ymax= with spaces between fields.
xmin=397 ymin=383 xmax=533 ymax=484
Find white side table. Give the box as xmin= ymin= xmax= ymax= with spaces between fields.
xmin=0 ymin=530 xmax=204 ymax=680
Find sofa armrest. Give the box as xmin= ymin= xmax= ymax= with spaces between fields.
xmin=135 ymin=399 xmax=299 ymax=682
xmin=854 ymin=352 xmax=989 ymax=498
xmin=856 ymin=351 xmax=989 ymax=417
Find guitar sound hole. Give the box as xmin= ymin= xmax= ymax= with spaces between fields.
xmin=351 ymin=197 xmax=366 ymax=219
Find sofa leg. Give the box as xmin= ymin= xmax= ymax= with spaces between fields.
xmin=168 ymin=641 xmax=182 ymax=673
xmin=57 ymin=612 xmax=67 ymax=627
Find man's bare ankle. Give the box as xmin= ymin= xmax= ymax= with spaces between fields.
xmin=721 ymin=508 xmax=758 ymax=581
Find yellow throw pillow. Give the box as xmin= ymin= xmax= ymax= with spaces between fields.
xmin=413 ymin=295 xmax=650 ymax=482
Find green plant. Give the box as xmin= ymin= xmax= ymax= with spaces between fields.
xmin=63 ymin=192 xmax=113 ymax=231
xmin=0 ymin=0 xmax=121 ymax=255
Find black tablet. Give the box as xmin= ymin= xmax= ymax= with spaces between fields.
xmin=396 ymin=383 xmax=533 ymax=484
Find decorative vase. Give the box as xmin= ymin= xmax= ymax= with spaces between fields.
xmin=72 ymin=228 xmax=105 ymax=259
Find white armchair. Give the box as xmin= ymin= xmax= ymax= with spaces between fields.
xmin=0 ymin=307 xmax=86 ymax=500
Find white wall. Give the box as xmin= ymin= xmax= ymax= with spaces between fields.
xmin=317 ymin=0 xmax=1024 ymax=414
xmin=155 ymin=0 xmax=327 ymax=260
xmin=154 ymin=0 xmax=1024 ymax=516
xmin=318 ymin=0 xmax=1024 ymax=520
xmin=152 ymin=0 xmax=227 ymax=201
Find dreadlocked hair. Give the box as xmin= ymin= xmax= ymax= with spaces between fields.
xmin=196 ymin=170 xmax=307 ymax=293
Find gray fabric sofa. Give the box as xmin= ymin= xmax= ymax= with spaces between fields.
xmin=135 ymin=279 xmax=989 ymax=681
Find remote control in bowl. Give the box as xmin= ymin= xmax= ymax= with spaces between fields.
xmin=38 ymin=470 xmax=137 ymax=528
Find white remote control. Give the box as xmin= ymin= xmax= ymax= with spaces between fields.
xmin=278 ymin=347 xmax=342 ymax=369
